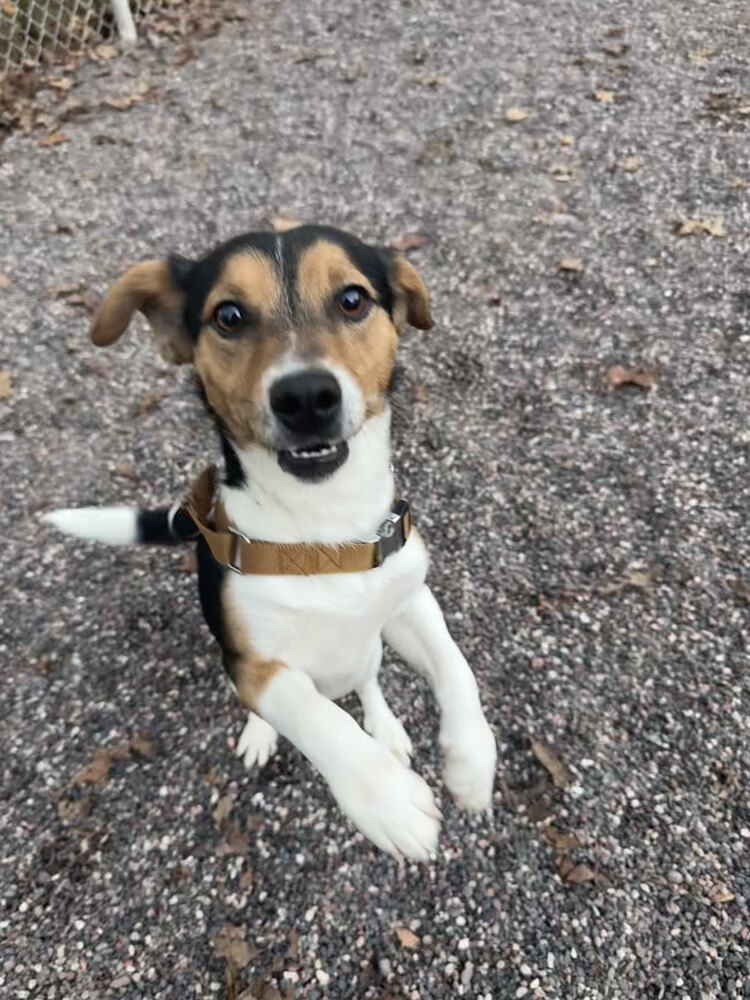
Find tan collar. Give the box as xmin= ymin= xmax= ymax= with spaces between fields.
xmin=184 ymin=466 xmax=411 ymax=576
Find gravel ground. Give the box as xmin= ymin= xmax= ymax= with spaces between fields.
xmin=1 ymin=1 xmax=749 ymax=997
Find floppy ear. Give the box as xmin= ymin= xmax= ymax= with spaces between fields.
xmin=388 ymin=255 xmax=433 ymax=331
xmin=89 ymin=258 xmax=193 ymax=364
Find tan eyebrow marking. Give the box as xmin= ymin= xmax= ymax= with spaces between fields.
xmin=296 ymin=240 xmax=377 ymax=315
xmin=203 ymin=250 xmax=281 ymax=320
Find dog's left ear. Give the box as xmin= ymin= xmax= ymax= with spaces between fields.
xmin=89 ymin=255 xmax=193 ymax=364
xmin=386 ymin=254 xmax=433 ymax=331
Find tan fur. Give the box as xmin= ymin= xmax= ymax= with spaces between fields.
xmin=222 ymin=587 xmax=285 ymax=710
xmin=296 ymin=241 xmax=377 ymax=314
xmin=390 ymin=256 xmax=433 ymax=331
xmin=204 ymin=251 xmax=282 ymax=322
xmin=89 ymin=260 xmax=193 ymax=364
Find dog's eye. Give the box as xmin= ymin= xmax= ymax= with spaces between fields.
xmin=337 ymin=286 xmax=371 ymax=320
xmin=213 ymin=301 xmax=244 ymax=335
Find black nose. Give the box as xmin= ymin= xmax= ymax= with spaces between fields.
xmin=270 ymin=369 xmax=342 ymax=438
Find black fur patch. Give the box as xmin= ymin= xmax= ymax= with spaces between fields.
xmin=193 ymin=375 xmax=246 ymax=489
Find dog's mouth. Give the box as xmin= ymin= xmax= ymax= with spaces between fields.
xmin=277 ymin=440 xmax=350 ymax=481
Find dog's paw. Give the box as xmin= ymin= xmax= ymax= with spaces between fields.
xmin=364 ymin=707 xmax=413 ymax=766
xmin=328 ymin=740 xmax=440 ymax=860
xmin=236 ymin=713 xmax=278 ymax=770
xmin=440 ymin=715 xmax=497 ymax=812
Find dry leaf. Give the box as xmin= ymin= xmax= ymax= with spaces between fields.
xmin=137 ymin=389 xmax=166 ymax=417
xmin=687 ymin=47 xmax=717 ymax=65
xmin=729 ymin=178 xmax=748 ymax=190
xmin=542 ymin=824 xmax=581 ymax=852
xmin=57 ymin=796 xmax=91 ymax=822
xmin=82 ymin=356 xmax=108 ymax=378
xmin=606 ymin=363 xmax=658 ymax=390
xmin=396 ymin=928 xmax=420 ymax=949
xmin=39 ymin=131 xmax=69 ymax=147
xmin=599 ymin=566 xmax=662 ymax=596
xmin=73 ymin=748 xmax=112 ymax=786
xmin=505 ymin=106 xmax=529 ymax=123
xmin=1 ymin=1 xmax=17 ymax=13
xmin=556 ymin=855 xmax=598 ymax=884
xmin=619 ymin=155 xmax=641 ymax=172
xmin=48 ymin=78 xmax=74 ymax=92
xmin=710 ymin=884 xmax=735 ymax=905
xmin=112 ymin=462 xmax=139 ymax=481
xmin=271 ymin=214 xmax=302 ymax=232
xmin=731 ymin=579 xmax=750 ymax=605
xmin=0 ymin=274 xmax=12 ymax=289
xmin=213 ymin=925 xmax=252 ymax=969
xmin=212 ymin=793 xmax=236 ymax=828
xmin=95 ymin=44 xmax=119 ymax=61
xmin=130 ymin=734 xmax=155 ymax=757
xmin=601 ymin=42 xmax=629 ymax=58
xmin=593 ymin=90 xmax=615 ymax=103
xmin=389 ymin=232 xmax=430 ymax=253
xmin=556 ymin=256 xmax=583 ymax=272
xmin=558 ymin=134 xmax=574 ymax=146
xmin=529 ymin=737 xmax=572 ymax=789
xmin=0 ymin=370 xmax=12 ymax=401
xmin=676 ymin=216 xmax=725 ymax=237
xmin=239 ymin=867 xmax=254 ymax=891
xmin=216 ymin=820 xmax=249 ymax=856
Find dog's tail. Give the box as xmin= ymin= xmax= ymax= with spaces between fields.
xmin=43 ymin=504 xmax=198 ymax=546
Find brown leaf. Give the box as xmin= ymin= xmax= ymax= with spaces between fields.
xmin=50 ymin=280 xmax=86 ymax=299
xmin=606 ymin=363 xmax=659 ymax=390
xmin=504 ymin=106 xmax=529 ymax=123
xmin=0 ymin=370 xmax=12 ymax=401
xmin=57 ymin=796 xmax=91 ymax=822
xmin=710 ymin=884 xmax=735 ymax=905
xmin=530 ymin=737 xmax=572 ymax=789
xmin=73 ymin=748 xmax=112 ymax=786
xmin=271 ymin=213 xmax=302 ymax=233
xmin=593 ymin=90 xmax=615 ymax=103
xmin=213 ymin=924 xmax=252 ymax=969
xmin=556 ymin=256 xmax=583 ymax=272
xmin=212 ymin=793 xmax=236 ymax=828
xmin=556 ymin=855 xmax=598 ymax=884
xmin=137 ymin=389 xmax=167 ymax=417
xmin=731 ymin=579 xmax=750 ymax=605
xmin=112 ymin=462 xmax=139 ymax=481
xmin=95 ymin=44 xmax=119 ymax=61
xmin=388 ymin=232 xmax=430 ymax=253
xmin=599 ymin=565 xmax=661 ymax=596
xmin=542 ymin=824 xmax=581 ymax=851
xmin=0 ymin=274 xmax=12 ymax=289
xmin=63 ymin=293 xmax=96 ymax=313
xmin=81 ymin=356 xmax=108 ymax=378
xmin=239 ymin=867 xmax=254 ymax=891
xmin=39 ymin=131 xmax=69 ymax=147
xmin=290 ymin=47 xmax=334 ymax=64
xmin=1 ymin=1 xmax=17 ymax=13
xmin=49 ymin=223 xmax=75 ymax=234
xmin=216 ymin=820 xmax=249 ymax=856
xmin=619 ymin=155 xmax=641 ymax=172
xmin=48 ymin=78 xmax=74 ymax=92
xmin=601 ymin=42 xmax=629 ymax=57
xmin=130 ymin=733 xmax=155 ymax=757
xmin=396 ymin=927 xmax=420 ymax=949
xmin=676 ymin=216 xmax=725 ymax=237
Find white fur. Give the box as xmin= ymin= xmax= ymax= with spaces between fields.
xmin=223 ymin=406 xmax=496 ymax=857
xmin=43 ymin=507 xmax=138 ymax=545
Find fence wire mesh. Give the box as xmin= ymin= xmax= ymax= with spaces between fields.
xmin=0 ymin=1 xmax=165 ymax=76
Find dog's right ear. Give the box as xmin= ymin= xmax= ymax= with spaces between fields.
xmin=89 ymin=255 xmax=194 ymax=364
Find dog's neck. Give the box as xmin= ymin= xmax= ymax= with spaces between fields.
xmin=220 ymin=409 xmax=395 ymax=544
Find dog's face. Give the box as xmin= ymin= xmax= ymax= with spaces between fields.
xmin=91 ymin=225 xmax=432 ymax=481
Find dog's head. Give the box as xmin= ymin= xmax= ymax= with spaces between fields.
xmin=91 ymin=225 xmax=432 ymax=481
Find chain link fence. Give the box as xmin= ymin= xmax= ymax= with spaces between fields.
xmin=0 ymin=1 xmax=166 ymax=76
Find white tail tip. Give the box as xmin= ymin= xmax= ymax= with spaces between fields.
xmin=44 ymin=507 xmax=138 ymax=546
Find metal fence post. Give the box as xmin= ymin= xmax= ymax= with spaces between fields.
xmin=110 ymin=0 xmax=137 ymax=46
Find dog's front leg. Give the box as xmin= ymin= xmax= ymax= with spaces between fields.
xmin=383 ymin=585 xmax=497 ymax=811
xmin=237 ymin=660 xmax=440 ymax=859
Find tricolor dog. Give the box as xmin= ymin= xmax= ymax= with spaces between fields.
xmin=47 ymin=225 xmax=497 ymax=860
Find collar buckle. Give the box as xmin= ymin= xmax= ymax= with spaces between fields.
xmin=374 ymin=500 xmax=411 ymax=567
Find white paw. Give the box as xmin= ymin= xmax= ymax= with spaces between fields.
xmin=328 ymin=738 xmax=440 ymax=860
xmin=364 ymin=708 xmax=413 ymax=766
xmin=440 ymin=715 xmax=497 ymax=812
xmin=236 ymin=713 xmax=278 ymax=770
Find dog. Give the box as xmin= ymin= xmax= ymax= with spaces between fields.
xmin=46 ymin=224 xmax=497 ymax=860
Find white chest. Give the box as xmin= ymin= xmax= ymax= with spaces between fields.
xmin=226 ymin=532 xmax=429 ymax=698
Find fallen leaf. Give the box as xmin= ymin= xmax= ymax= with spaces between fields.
xmin=504 ymin=106 xmax=529 ymax=123
xmin=558 ymin=134 xmax=574 ymax=146
xmin=130 ymin=733 xmax=155 ymax=757
xmin=112 ymin=462 xmax=139 ymax=481
xmin=705 ymin=92 xmax=750 ymax=121
xmin=239 ymin=867 xmax=254 ymax=890
xmin=388 ymin=232 xmax=430 ymax=253
xmin=542 ymin=824 xmax=581 ymax=851
xmin=95 ymin=44 xmax=119 ymax=61
xmin=39 ymin=131 xmax=69 ymax=147
xmin=137 ymin=389 xmax=167 ymax=417
xmin=687 ymin=47 xmax=717 ymax=66
xmin=676 ymin=216 xmax=725 ymax=237
xmin=81 ymin=357 xmax=108 ymax=378
xmin=729 ymin=178 xmax=748 ymax=189
xmin=606 ymin=363 xmax=659 ymax=390
xmin=213 ymin=924 xmax=252 ymax=969
xmin=73 ymin=748 xmax=112 ymax=786
xmin=1 ymin=1 xmax=17 ymax=13
xmin=0 ymin=370 xmax=12 ymax=400
xmin=731 ymin=579 xmax=750 ymax=605
xmin=216 ymin=820 xmax=249 ymax=856
xmin=50 ymin=280 xmax=86 ymax=299
xmin=556 ymin=855 xmax=598 ymax=884
xmin=57 ymin=796 xmax=91 ymax=822
xmin=48 ymin=78 xmax=74 ymax=92
xmin=396 ymin=927 xmax=420 ymax=949
xmin=290 ymin=47 xmax=334 ymax=64
xmin=271 ymin=214 xmax=301 ymax=232
xmin=593 ymin=90 xmax=615 ymax=103
xmin=49 ymin=222 xmax=75 ymax=234
xmin=599 ymin=566 xmax=662 ymax=596
xmin=0 ymin=274 xmax=12 ymax=289
xmin=710 ymin=884 xmax=735 ymax=904
xmin=556 ymin=256 xmax=583 ymax=272
xmin=529 ymin=737 xmax=572 ymax=789
xmin=212 ymin=793 xmax=236 ymax=828
xmin=619 ymin=155 xmax=641 ymax=172
xmin=601 ymin=42 xmax=629 ymax=58
xmin=413 ymin=72 xmax=440 ymax=87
